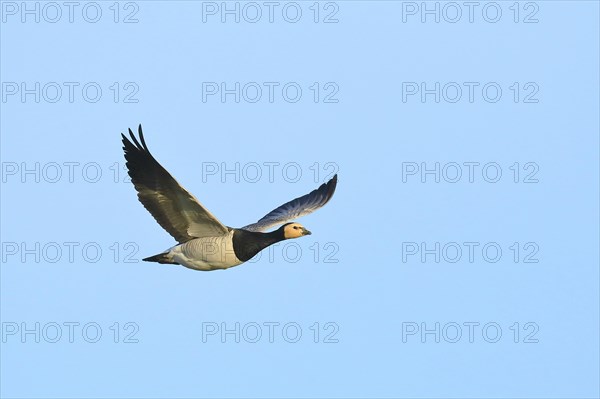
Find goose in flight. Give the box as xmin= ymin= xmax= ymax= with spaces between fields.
xmin=121 ymin=125 xmax=338 ymax=271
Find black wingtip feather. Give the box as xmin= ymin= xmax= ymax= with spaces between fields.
xmin=121 ymin=132 xmax=137 ymax=153
xmin=129 ymin=128 xmax=143 ymax=150
xmin=323 ymin=173 xmax=338 ymax=204
xmin=138 ymin=124 xmax=148 ymax=151
xmin=322 ymin=173 xmax=337 ymax=194
xmin=329 ymin=174 xmax=338 ymax=188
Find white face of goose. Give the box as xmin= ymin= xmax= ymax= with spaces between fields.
xmin=283 ymin=223 xmax=312 ymax=239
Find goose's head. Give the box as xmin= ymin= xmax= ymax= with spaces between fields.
xmin=282 ymin=222 xmax=312 ymax=239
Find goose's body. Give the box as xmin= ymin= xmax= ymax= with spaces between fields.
xmin=121 ymin=125 xmax=337 ymax=271
xmin=156 ymin=230 xmax=242 ymax=271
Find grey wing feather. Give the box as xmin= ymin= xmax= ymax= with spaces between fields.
xmin=243 ymin=174 xmax=338 ymax=232
xmin=122 ymin=125 xmax=229 ymax=243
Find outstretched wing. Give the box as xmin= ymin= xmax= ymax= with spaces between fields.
xmin=122 ymin=125 xmax=229 ymax=243
xmin=242 ymin=175 xmax=338 ymax=232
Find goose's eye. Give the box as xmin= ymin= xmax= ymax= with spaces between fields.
xmin=293 ymin=226 xmax=298 ymax=229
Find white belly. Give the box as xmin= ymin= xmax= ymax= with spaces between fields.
xmin=168 ymin=231 xmax=243 ymax=271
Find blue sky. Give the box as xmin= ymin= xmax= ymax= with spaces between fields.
xmin=1 ymin=1 xmax=599 ymax=398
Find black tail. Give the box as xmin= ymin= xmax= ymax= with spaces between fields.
xmin=143 ymin=253 xmax=177 ymax=264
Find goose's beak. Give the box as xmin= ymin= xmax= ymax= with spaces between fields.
xmin=302 ymin=228 xmax=312 ymax=236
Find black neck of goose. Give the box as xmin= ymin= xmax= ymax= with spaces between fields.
xmin=232 ymin=228 xmax=286 ymax=262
